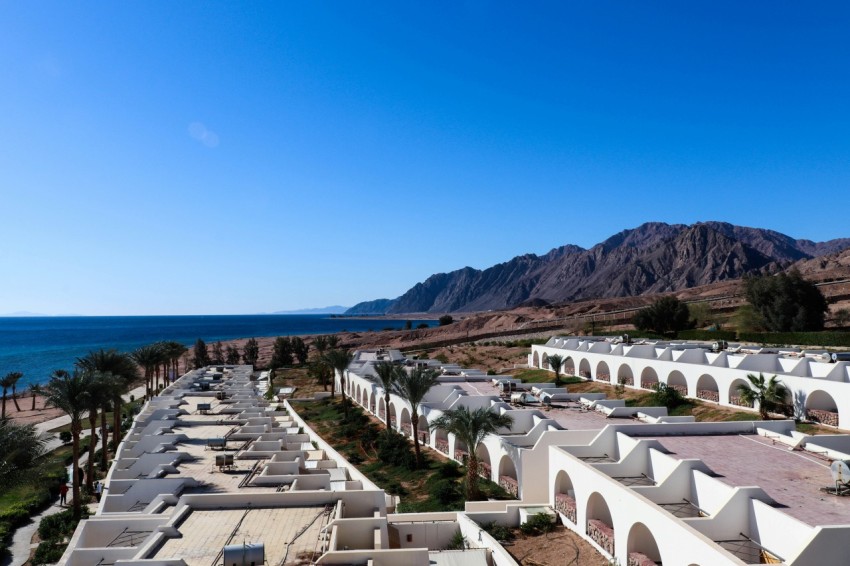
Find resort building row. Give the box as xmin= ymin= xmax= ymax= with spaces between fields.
xmin=61 ymin=334 xmax=850 ymax=566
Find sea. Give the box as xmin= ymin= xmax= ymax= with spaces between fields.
xmin=0 ymin=315 xmax=432 ymax=388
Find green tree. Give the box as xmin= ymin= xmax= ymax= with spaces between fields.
xmin=324 ymin=349 xmax=354 ymax=415
xmin=211 ymin=341 xmax=224 ymax=365
xmin=270 ymin=336 xmax=294 ymax=368
xmin=44 ymin=369 xmax=95 ymax=519
xmin=29 ymin=383 xmax=43 ymax=411
xmin=370 ymin=362 xmax=405 ymax=436
xmin=633 ymin=296 xmax=690 ymax=335
xmin=291 ymin=336 xmax=309 ymax=365
xmin=77 ymin=349 xmax=139 ymax=454
xmin=745 ymin=271 xmax=828 ymax=331
xmin=225 ymin=345 xmax=241 ymax=365
xmin=0 ymin=419 xmax=46 ymax=486
xmin=326 ymin=335 xmax=340 ymax=349
xmin=132 ymin=344 xmax=160 ymax=400
xmin=438 ymin=315 xmax=454 ymax=326
xmin=1 ymin=372 xmax=17 ymax=418
xmin=7 ymin=372 xmax=23 ymax=412
xmin=547 ymin=354 xmax=564 ymax=387
xmin=834 ymin=308 xmax=850 ymax=328
xmin=242 ymin=338 xmax=260 ymax=366
xmin=82 ymin=372 xmax=110 ymax=491
xmin=192 ymin=339 xmax=210 ymax=369
xmin=163 ymin=341 xmax=188 ymax=383
xmin=429 ymin=407 xmax=513 ymax=500
xmin=392 ymin=367 xmax=441 ymax=466
xmin=736 ymin=373 xmax=789 ymax=420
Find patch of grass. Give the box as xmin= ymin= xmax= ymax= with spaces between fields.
xmin=0 ymin=444 xmax=74 ymax=554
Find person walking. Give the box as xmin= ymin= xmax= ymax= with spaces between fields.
xmin=94 ymin=480 xmax=102 ymax=502
xmin=59 ymin=483 xmax=68 ymax=506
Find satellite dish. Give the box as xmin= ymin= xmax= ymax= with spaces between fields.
xmin=830 ymin=460 xmax=850 ymax=485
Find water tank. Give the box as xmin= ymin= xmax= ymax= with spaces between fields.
xmin=216 ymin=454 xmax=234 ymax=467
xmin=223 ymin=542 xmax=264 ymax=566
xmin=831 ymin=353 xmax=850 ymax=363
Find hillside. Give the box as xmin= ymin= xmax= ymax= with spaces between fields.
xmin=346 ymin=222 xmax=850 ymax=315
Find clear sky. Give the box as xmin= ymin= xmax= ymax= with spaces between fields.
xmin=1 ymin=2 xmax=849 ymax=315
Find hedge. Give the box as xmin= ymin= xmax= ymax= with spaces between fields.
xmin=678 ymin=330 xmax=738 ymax=341
xmin=736 ymin=332 xmax=850 ymax=348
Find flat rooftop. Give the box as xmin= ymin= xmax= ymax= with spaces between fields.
xmin=152 ymin=505 xmax=333 ymax=566
xmin=649 ymin=433 xmax=849 ymax=527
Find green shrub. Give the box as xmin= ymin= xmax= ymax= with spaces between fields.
xmin=650 ymin=383 xmax=686 ymax=410
xmin=519 ymin=512 xmax=556 ymax=535
xmin=438 ymin=461 xmax=462 ymax=479
xmin=677 ymin=329 xmax=737 ymax=341
xmin=32 ymin=540 xmax=66 ymax=565
xmin=376 ymin=433 xmax=417 ymax=470
xmin=428 ymin=479 xmax=461 ymax=505
xmin=445 ymin=528 xmax=466 ymax=550
xmin=481 ymin=521 xmax=514 ymax=542
xmin=59 ymin=431 xmax=72 ymax=444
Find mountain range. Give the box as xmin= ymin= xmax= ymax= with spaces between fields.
xmin=346 ymin=221 xmax=850 ymax=315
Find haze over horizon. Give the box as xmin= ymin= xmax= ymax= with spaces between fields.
xmin=2 ymin=2 xmax=849 ymax=316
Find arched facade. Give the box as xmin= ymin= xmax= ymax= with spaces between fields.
xmin=667 ymin=370 xmax=688 ymax=396
xmin=696 ymin=374 xmax=719 ymax=403
xmin=434 ymin=427 xmax=448 ymax=454
xmin=596 ymin=361 xmax=611 ymax=382
xmin=388 ymin=401 xmax=398 ymax=427
xmin=617 ymin=364 xmax=634 ymax=386
xmin=399 ymin=407 xmax=412 ymax=435
xmin=475 ymin=443 xmax=493 ymax=481
xmin=498 ymin=454 xmax=519 ymax=498
xmin=579 ymin=359 xmax=592 ymax=379
xmin=728 ymin=378 xmax=753 ymax=407
xmin=627 ymin=522 xmax=662 ymax=564
xmin=806 ymin=390 xmax=840 ymax=427
xmin=553 ymin=470 xmax=577 ymax=524
xmin=378 ymin=397 xmax=387 ymax=421
xmin=417 ymin=415 xmax=430 ymax=445
xmin=586 ymin=492 xmax=615 ymax=556
xmin=640 ymin=367 xmax=659 ymax=390
xmin=542 ymin=353 xmax=550 ymax=370
xmin=564 ymin=356 xmax=575 ymax=376
xmin=532 ymin=351 xmax=540 ymax=368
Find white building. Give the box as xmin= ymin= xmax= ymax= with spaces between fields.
xmin=341 ymin=344 xmax=850 ymax=565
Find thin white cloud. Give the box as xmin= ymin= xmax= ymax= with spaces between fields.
xmin=188 ymin=122 xmax=220 ymax=148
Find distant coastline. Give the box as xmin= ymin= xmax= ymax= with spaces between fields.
xmin=0 ymin=314 xmax=433 ymax=388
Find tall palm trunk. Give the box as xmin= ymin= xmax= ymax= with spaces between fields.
xmin=1 ymin=389 xmax=6 ymax=418
xmin=87 ymin=407 xmax=98 ymax=491
xmin=113 ymin=395 xmax=123 ymax=452
xmin=71 ymin=423 xmax=82 ymax=519
xmin=154 ymin=366 xmax=160 ymax=393
xmin=31 ymin=391 xmax=37 ymax=411
xmin=466 ymin=455 xmax=481 ymax=501
xmin=100 ymin=404 xmax=109 ymax=470
xmin=384 ymin=392 xmax=392 ymax=436
xmin=11 ymin=386 xmax=21 ymax=411
xmin=411 ymin=410 xmax=422 ymax=464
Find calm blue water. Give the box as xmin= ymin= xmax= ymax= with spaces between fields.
xmin=0 ymin=315 xmax=431 ymax=388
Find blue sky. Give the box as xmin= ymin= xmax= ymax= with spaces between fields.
xmin=1 ymin=2 xmax=849 ymax=315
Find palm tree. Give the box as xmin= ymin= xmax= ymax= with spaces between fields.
xmin=83 ymin=372 xmax=110 ymax=491
xmin=98 ymin=373 xmax=125 ymax=470
xmin=0 ymin=419 xmax=46 ymax=486
xmin=44 ymin=369 xmax=95 ymax=519
xmin=165 ymin=341 xmax=188 ymax=383
xmin=429 ymin=406 xmax=514 ymax=500
xmin=326 ymin=335 xmax=340 ymax=349
xmin=392 ymin=367 xmax=440 ymax=466
xmin=78 ymin=349 xmax=139 ymax=450
xmin=1 ymin=373 xmax=16 ymax=418
xmin=370 ymin=362 xmax=405 ymax=436
xmin=548 ymin=354 xmax=564 ymax=387
xmin=29 ymin=383 xmax=42 ymax=411
xmin=131 ymin=344 xmax=160 ymax=400
xmin=8 ymin=372 xmax=23 ymax=412
xmin=313 ymin=335 xmax=329 ymax=357
xmin=737 ymin=373 xmax=789 ymax=420
xmin=324 ymin=349 xmax=354 ymax=415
